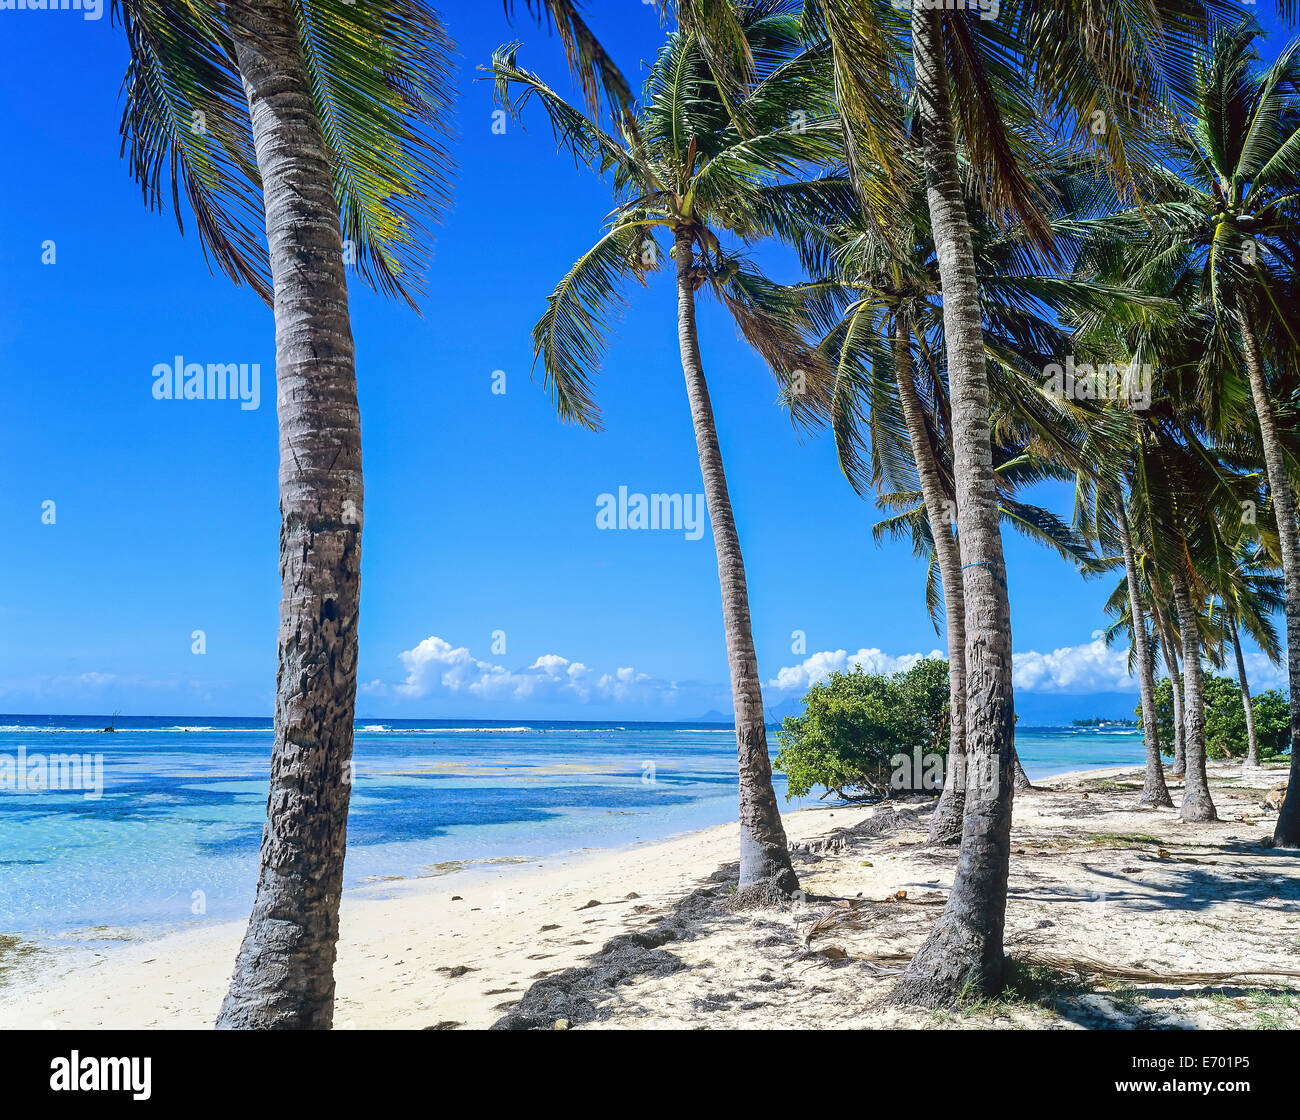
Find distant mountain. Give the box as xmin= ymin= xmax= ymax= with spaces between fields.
xmin=688 ymin=697 xmax=805 ymax=726
xmin=766 ymin=697 xmax=805 ymax=722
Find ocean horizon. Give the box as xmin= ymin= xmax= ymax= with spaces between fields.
xmin=0 ymin=714 xmax=1147 ymax=940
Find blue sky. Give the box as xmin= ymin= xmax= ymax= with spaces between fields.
xmin=0 ymin=2 xmax=1290 ymax=722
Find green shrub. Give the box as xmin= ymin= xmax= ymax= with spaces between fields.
xmin=1140 ymin=675 xmax=1290 ymax=760
xmin=774 ymin=658 xmax=950 ymax=801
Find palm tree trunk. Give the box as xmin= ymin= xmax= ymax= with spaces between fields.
xmin=1238 ymin=304 xmax=1300 ymax=843
xmin=1228 ymin=612 xmax=1260 ymax=768
xmin=1011 ymin=749 xmax=1033 ymax=792
xmin=893 ymin=310 xmax=965 ymax=845
xmin=1171 ymin=574 xmax=1216 ymax=822
xmin=1157 ymin=613 xmax=1186 ymax=776
xmin=892 ymin=6 xmax=1017 ymax=1007
xmin=1114 ymin=489 xmax=1172 ymax=806
xmin=217 ymin=0 xmax=363 ymax=1030
xmin=674 ymin=228 xmax=797 ymax=895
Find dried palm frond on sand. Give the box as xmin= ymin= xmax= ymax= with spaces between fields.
xmin=796 ymin=902 xmax=1300 ymax=985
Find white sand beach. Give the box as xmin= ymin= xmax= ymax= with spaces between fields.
xmin=2 ymin=762 xmax=1297 ymax=1030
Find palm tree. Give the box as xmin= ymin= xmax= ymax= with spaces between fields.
xmin=113 ymin=0 xmax=455 ymax=1027
xmin=893 ymin=0 xmax=1252 ymax=1005
xmin=1142 ymin=421 xmax=1243 ymax=822
xmin=1112 ymin=480 xmax=1176 ymax=806
xmin=489 ymin=2 xmax=852 ymax=895
xmin=1205 ymin=539 xmax=1284 ymax=768
xmin=115 ymin=0 xmax=637 ymax=1028
xmin=1076 ymin=21 xmax=1300 ymax=844
xmin=801 ymin=147 xmax=1149 ymax=838
xmin=1155 ymin=603 xmax=1188 ymax=775
xmin=1078 ymin=467 xmax=1174 ymax=807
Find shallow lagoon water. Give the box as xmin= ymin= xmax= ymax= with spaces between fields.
xmin=0 ymin=716 xmax=1144 ymax=937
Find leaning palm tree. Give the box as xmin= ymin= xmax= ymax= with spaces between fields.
xmin=490 ymin=2 xmax=852 ymax=895
xmin=112 ymin=0 xmax=455 ymax=1027
xmin=891 ymin=0 xmax=1246 ymax=1005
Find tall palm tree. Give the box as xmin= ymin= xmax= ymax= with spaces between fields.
xmin=894 ymin=0 xmax=1247 ymax=1005
xmin=490 ymin=2 xmax=852 ymax=894
xmin=1140 ymin=419 xmax=1246 ymax=821
xmin=1071 ymin=467 xmax=1173 ymax=807
xmin=1156 ymin=603 xmax=1188 ymax=775
xmin=801 ymin=144 xmax=1151 ymax=838
xmin=113 ymin=0 xmax=454 ymax=1027
xmin=1078 ymin=21 xmax=1300 ymax=843
xmin=116 ymin=0 xmax=642 ymax=1028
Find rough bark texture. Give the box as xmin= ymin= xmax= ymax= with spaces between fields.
xmin=1239 ymin=305 xmax=1300 ymax=844
xmin=892 ymin=7 xmax=1016 ymax=1007
xmin=217 ymin=0 xmax=362 ymax=1030
xmin=1157 ymin=618 xmax=1186 ymax=777
xmin=1115 ymin=490 xmax=1172 ymax=807
xmin=1229 ymin=615 xmax=1260 ymax=769
xmin=1172 ymin=576 xmax=1217 ymax=823
xmin=1011 ymin=749 xmax=1033 ymax=792
xmin=893 ymin=310 xmax=965 ymax=845
xmin=674 ymin=228 xmax=797 ymax=894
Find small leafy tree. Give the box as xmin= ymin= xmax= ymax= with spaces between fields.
xmin=775 ymin=659 xmax=950 ymax=801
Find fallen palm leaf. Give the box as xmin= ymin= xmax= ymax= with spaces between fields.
xmin=841 ymin=951 xmax=1300 ymax=986
xmin=796 ymin=925 xmax=1300 ymax=986
xmin=1019 ymin=953 xmax=1300 ymax=985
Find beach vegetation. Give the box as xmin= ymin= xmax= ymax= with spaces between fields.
xmin=774 ymin=658 xmax=950 ymax=801
xmin=1147 ymin=676 xmax=1291 ymax=762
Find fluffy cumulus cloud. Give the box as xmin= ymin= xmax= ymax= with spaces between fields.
xmin=370 ymin=631 xmax=1289 ymax=713
xmin=769 ymin=633 xmax=1166 ymax=696
xmin=1010 ymin=633 xmax=1138 ymax=694
xmin=365 ymin=636 xmax=672 ymax=706
xmin=767 ymin=647 xmax=946 ymax=693
xmin=1011 ymin=634 xmax=1290 ymax=693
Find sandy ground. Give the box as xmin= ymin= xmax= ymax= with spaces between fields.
xmin=1 ymin=761 xmax=1297 ymax=1030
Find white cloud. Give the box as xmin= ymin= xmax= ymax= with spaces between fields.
xmin=1240 ymin=652 xmax=1288 ymax=691
xmin=368 ymin=632 xmax=1291 ymax=713
xmin=366 ymin=636 xmax=676 ymax=707
xmin=0 ymin=671 xmax=192 ymax=697
xmin=769 ymin=633 xmax=1144 ymax=696
xmin=1011 ymin=634 xmax=1290 ymax=693
xmin=1010 ymin=632 xmax=1139 ymax=694
xmin=767 ymin=647 xmax=946 ymax=693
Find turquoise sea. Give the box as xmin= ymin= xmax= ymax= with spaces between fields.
xmin=0 ymin=716 xmax=1145 ymax=939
